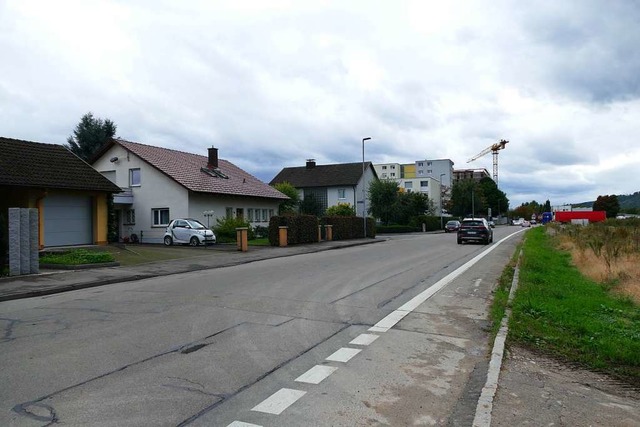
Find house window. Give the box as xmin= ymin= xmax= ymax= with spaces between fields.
xmin=391 ymin=165 xmax=396 ymax=169
xmin=269 ymin=209 xmax=274 ymax=219
xmin=262 ymin=209 xmax=268 ymax=222
xmin=418 ymin=162 xmax=424 ymax=166
xmin=152 ymin=208 xmax=169 ymax=226
xmin=390 ymin=173 xmax=395 ymax=177
xmin=124 ymin=209 xmax=135 ymax=225
xmin=420 ymin=181 xmax=429 ymax=187
xmin=236 ymin=208 xmax=244 ymax=220
xmin=427 ymin=161 xmax=432 ymax=166
xmin=225 ymin=207 xmax=233 ymax=218
xmin=405 ymin=182 xmax=413 ymax=189
xmin=381 ymin=173 xmax=387 ymax=178
xmin=418 ymin=170 xmax=424 ymax=175
xmin=130 ymin=168 xmax=141 ymax=187
xmin=248 ymin=208 xmax=254 ymax=222
xmin=382 ymin=165 xmax=387 ymax=170
xmin=338 ymin=188 xmax=346 ymax=199
xmin=427 ymin=169 xmax=433 ymax=174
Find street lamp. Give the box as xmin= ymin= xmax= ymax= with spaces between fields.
xmin=439 ymin=173 xmax=446 ymax=230
xmin=362 ymin=137 xmax=371 ymax=237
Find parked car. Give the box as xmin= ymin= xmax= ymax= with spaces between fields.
xmin=444 ymin=220 xmax=461 ymax=232
xmin=488 ymin=220 xmax=495 ymax=228
xmin=164 ymin=218 xmax=216 ymax=246
xmin=521 ymin=220 xmax=531 ymax=227
xmin=457 ymin=218 xmax=493 ymax=245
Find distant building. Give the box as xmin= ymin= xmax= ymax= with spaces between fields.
xmin=373 ymin=159 xmax=454 ymax=215
xmin=452 ymin=168 xmax=491 ymax=183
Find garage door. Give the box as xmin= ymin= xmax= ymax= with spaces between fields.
xmin=44 ymin=194 xmax=93 ymax=247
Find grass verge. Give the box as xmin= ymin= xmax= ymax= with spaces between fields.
xmin=488 ymin=243 xmax=521 ymax=337
xmin=509 ymin=227 xmax=640 ymax=383
xmin=40 ymin=249 xmax=115 ymax=265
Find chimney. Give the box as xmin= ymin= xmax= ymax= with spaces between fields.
xmin=208 ymin=147 xmax=219 ymax=169
xmin=306 ymin=159 xmax=316 ymax=169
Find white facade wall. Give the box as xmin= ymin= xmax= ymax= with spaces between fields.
xmin=355 ymin=166 xmax=377 ymax=217
xmin=327 ymin=186 xmax=357 ymax=211
xmin=373 ymin=163 xmax=401 ymax=180
xmin=188 ymin=193 xmax=279 ymax=228
xmin=415 ymin=159 xmax=454 ymax=188
xmin=398 ymin=177 xmax=443 ymax=214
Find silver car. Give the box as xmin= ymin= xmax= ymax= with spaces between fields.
xmin=164 ymin=218 xmax=216 ymax=246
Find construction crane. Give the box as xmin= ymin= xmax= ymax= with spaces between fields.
xmin=467 ymin=139 xmax=509 ymax=186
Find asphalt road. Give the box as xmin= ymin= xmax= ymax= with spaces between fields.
xmin=0 ymin=227 xmax=524 ymax=426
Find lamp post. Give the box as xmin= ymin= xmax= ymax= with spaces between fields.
xmin=439 ymin=173 xmax=446 ymax=230
xmin=362 ymin=137 xmax=371 ymax=237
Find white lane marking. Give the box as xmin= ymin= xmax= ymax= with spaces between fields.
xmin=227 ymin=422 xmax=262 ymax=427
xmin=326 ymin=347 xmax=361 ymax=362
xmin=349 ymin=333 xmax=379 ymax=346
xmin=251 ymin=388 xmax=307 ymax=415
xmin=295 ymin=365 xmax=338 ymax=384
xmin=369 ymin=231 xmax=524 ymax=333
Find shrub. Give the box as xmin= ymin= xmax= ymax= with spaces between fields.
xmin=325 ymin=203 xmax=356 ymax=216
xmin=214 ymin=216 xmax=255 ymax=243
xmin=253 ymin=225 xmax=269 ymax=239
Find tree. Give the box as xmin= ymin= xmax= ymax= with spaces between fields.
xmin=450 ymin=179 xmax=485 ymax=218
xmin=395 ymin=192 xmax=432 ymax=224
xmin=66 ymin=112 xmax=117 ymax=161
xmin=272 ymin=182 xmax=300 ymax=214
xmin=477 ymin=177 xmax=509 ymax=218
xmin=593 ymin=195 xmax=620 ymax=218
xmin=543 ymin=199 xmax=552 ymax=212
xmin=368 ymin=180 xmax=400 ymax=225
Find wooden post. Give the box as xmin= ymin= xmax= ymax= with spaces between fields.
xmin=325 ymin=224 xmax=333 ymax=241
xmin=236 ymin=227 xmax=248 ymax=252
xmin=278 ymin=226 xmax=288 ymax=247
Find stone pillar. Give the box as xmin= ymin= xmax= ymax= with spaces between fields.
xmin=325 ymin=225 xmax=333 ymax=241
xmin=29 ymin=208 xmax=39 ymax=274
xmin=318 ymin=225 xmax=322 ymax=242
xmin=278 ymin=226 xmax=288 ymax=247
xmin=9 ymin=208 xmax=21 ymax=276
xmin=236 ymin=227 xmax=248 ymax=252
xmin=20 ymin=209 xmax=30 ymax=275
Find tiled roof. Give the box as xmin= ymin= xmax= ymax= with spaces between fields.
xmin=111 ymin=139 xmax=288 ymax=200
xmin=270 ymin=162 xmax=376 ymax=188
xmin=0 ymin=137 xmax=121 ymax=192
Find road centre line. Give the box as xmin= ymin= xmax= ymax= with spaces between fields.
xmin=295 ymin=365 xmax=338 ymax=384
xmin=251 ymin=388 xmax=306 ymax=415
xmin=326 ymin=347 xmax=362 ymax=362
xmin=349 ymin=333 xmax=379 ymax=346
xmin=369 ymin=231 xmax=524 ymax=333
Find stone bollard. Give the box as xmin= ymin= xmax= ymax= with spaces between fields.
xmin=325 ymin=224 xmax=333 ymax=241
xmin=278 ymin=226 xmax=288 ymax=247
xmin=236 ymin=227 xmax=248 ymax=252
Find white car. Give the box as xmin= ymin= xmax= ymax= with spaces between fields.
xmin=164 ymin=218 xmax=216 ymax=246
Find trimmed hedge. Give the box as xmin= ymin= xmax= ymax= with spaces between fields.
xmin=409 ymin=215 xmax=442 ymax=231
xmin=323 ymin=216 xmax=376 ymax=240
xmin=268 ymin=215 xmax=320 ymax=246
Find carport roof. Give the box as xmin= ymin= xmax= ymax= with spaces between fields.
xmin=0 ymin=137 xmax=121 ymax=192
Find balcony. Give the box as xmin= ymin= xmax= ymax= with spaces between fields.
xmin=113 ymin=188 xmax=134 ymax=204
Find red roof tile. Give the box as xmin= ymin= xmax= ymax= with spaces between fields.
xmin=113 ymin=139 xmax=288 ymax=200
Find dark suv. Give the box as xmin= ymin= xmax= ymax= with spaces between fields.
xmin=457 ymin=218 xmax=493 ymax=245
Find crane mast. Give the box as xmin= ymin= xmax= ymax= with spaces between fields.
xmin=467 ymin=139 xmax=508 ymax=186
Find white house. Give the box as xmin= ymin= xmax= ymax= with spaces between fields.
xmin=269 ymin=159 xmax=378 ymax=217
xmin=92 ymin=139 xmax=288 ymax=243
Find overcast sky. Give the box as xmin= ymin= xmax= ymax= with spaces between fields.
xmin=2 ymin=0 xmax=639 ymax=207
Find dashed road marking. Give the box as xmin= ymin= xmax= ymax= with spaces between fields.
xmin=349 ymin=333 xmax=379 ymax=346
xmin=326 ymin=347 xmax=361 ymax=362
xmin=251 ymin=388 xmax=307 ymax=415
xmin=227 ymin=421 xmax=262 ymax=427
xmin=295 ymin=365 xmax=338 ymax=384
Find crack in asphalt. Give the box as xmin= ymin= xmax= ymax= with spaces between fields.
xmin=329 ymin=269 xmax=412 ymax=304
xmin=0 ymin=317 xmax=20 ymax=342
xmin=175 ymin=323 xmax=352 ymax=426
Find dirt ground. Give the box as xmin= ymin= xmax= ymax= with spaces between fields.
xmin=492 ymin=346 xmax=640 ymax=427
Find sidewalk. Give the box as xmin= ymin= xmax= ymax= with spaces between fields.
xmin=0 ymin=238 xmax=383 ymax=302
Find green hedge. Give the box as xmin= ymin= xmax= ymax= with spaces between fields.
xmin=268 ymin=215 xmax=320 ymax=246
xmin=322 ymin=216 xmax=376 ymax=240
xmin=409 ymin=215 xmax=442 ymax=231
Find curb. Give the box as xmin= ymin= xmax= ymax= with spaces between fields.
xmin=40 ymin=262 xmax=121 ymax=270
